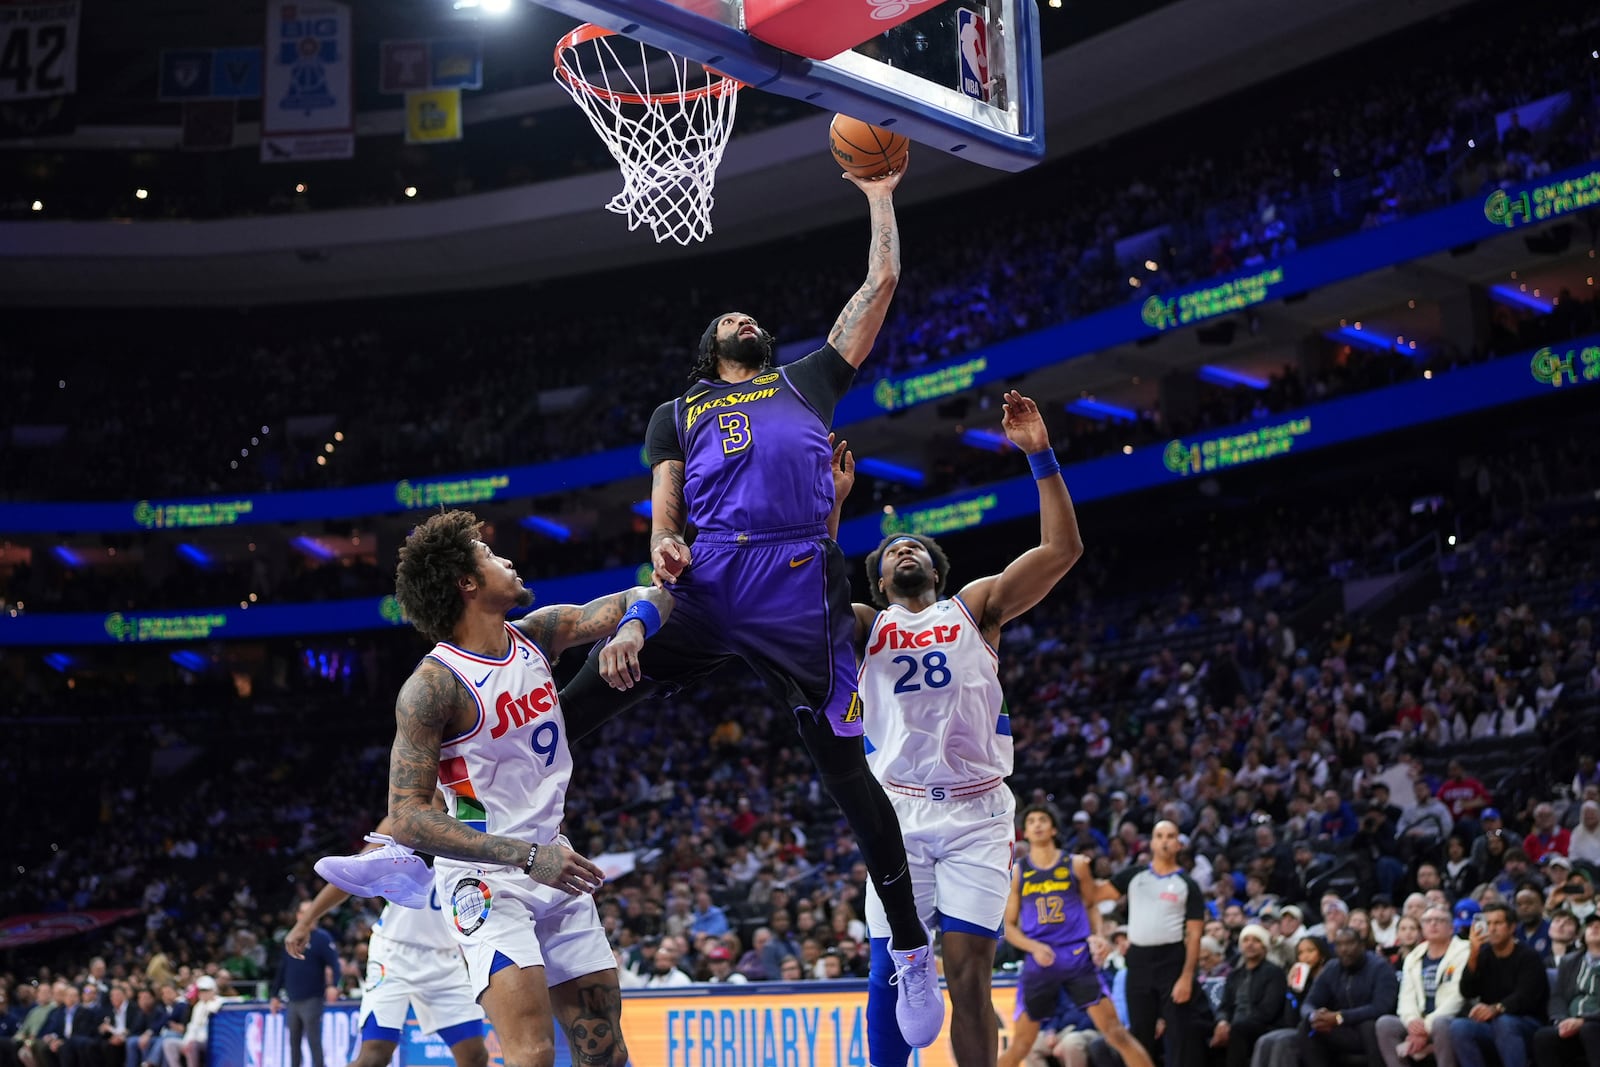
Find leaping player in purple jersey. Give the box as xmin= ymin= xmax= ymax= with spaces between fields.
xmin=552 ymin=156 xmax=951 ymax=1047
xmin=999 ymin=805 xmax=1152 ymax=1067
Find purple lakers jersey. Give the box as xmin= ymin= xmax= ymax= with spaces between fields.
xmin=1019 ymin=852 xmax=1093 ymax=947
xmin=670 ymin=366 xmax=834 ymax=534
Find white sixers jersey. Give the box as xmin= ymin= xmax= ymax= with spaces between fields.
xmin=858 ymin=597 xmax=1011 ymax=791
xmin=426 ymin=624 xmax=572 ymax=856
xmin=372 ymin=897 xmax=456 ymax=951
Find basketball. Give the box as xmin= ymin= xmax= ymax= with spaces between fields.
xmin=829 ymin=114 xmax=909 ymax=179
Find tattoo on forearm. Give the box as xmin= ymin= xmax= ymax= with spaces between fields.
xmin=387 ymin=666 xmax=527 ymax=868
xmin=829 ymin=200 xmax=900 ymax=357
xmin=651 ymin=461 xmax=687 ymax=540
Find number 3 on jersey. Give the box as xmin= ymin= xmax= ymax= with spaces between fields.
xmin=893 ymin=651 xmax=952 ymax=693
xmin=718 ymin=411 xmax=752 ymax=455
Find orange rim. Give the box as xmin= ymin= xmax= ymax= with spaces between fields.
xmin=554 ymin=22 xmax=740 ymax=106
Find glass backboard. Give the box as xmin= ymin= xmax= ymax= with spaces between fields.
xmin=532 ymin=0 xmax=1044 ymax=170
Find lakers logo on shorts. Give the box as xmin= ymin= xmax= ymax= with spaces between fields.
xmin=451 ymin=877 xmax=493 ymax=936
xmin=364 ymin=961 xmax=387 ymax=991
xmin=841 ymin=692 xmax=863 ymax=724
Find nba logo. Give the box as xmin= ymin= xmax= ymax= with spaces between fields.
xmin=957 ymin=8 xmax=989 ymax=102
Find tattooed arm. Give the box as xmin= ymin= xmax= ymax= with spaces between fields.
xmin=387 ymin=662 xmax=604 ymax=893
xmin=513 ymin=585 xmax=675 ymax=690
xmin=828 ymin=159 xmax=907 ymax=369
xmin=649 ymin=458 xmax=690 ymax=584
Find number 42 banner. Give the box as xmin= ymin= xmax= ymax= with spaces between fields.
xmin=0 ymin=0 xmax=80 ymax=101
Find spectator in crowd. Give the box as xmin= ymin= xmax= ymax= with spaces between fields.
xmin=163 ymin=977 xmax=222 ymax=1067
xmin=1265 ymin=907 xmax=1305 ymax=971
xmin=1546 ymin=910 xmax=1583 ymax=969
xmin=1376 ymin=904 xmax=1469 ymax=1067
xmin=1252 ymin=935 xmax=1330 ymax=1067
xmin=1532 ymin=912 xmax=1600 ymax=1067
xmin=1450 ymin=902 xmax=1549 ymax=1067
xmin=1370 ymin=895 xmax=1401 ymax=949
xmin=1524 ymin=803 xmax=1572 ymax=864
xmin=121 ymin=989 xmax=162 ymax=1067
xmin=1513 ymin=886 xmax=1552 ymax=959
xmin=1398 ymin=781 xmax=1455 ymax=860
xmin=1299 ymin=928 xmax=1399 ymax=1067
xmin=1209 ymin=924 xmax=1286 ymax=1067
xmin=1382 ymin=915 xmax=1423 ymax=971
xmin=40 ymin=985 xmax=101 ymax=1067
xmin=1569 ymin=802 xmax=1600 ymax=866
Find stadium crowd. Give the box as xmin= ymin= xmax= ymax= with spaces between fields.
xmin=3 ymin=0 xmax=1596 ymax=504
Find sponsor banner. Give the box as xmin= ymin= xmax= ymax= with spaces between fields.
xmin=0 ymin=909 xmax=140 ymax=948
xmin=0 ymin=446 xmax=647 ymax=534
xmin=261 ymin=0 xmax=353 ymax=162
xmin=404 ymin=87 xmax=460 ymax=144
xmin=0 ymin=0 xmax=80 ymax=101
xmin=836 ymin=333 xmax=1600 ymax=548
xmin=833 ymin=157 xmax=1600 ymax=423
xmin=212 ymin=982 xmax=1022 ymax=1067
xmin=0 ymin=569 xmax=641 ymax=647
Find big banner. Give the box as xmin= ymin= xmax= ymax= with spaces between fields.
xmin=260 ymin=0 xmax=353 ymax=162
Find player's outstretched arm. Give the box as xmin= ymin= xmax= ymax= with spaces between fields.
xmin=649 ymin=458 xmax=690 ymax=584
xmin=515 ymin=585 xmax=675 ymax=689
xmin=958 ymin=391 xmax=1083 ymax=637
xmin=387 ymin=663 xmax=603 ymax=894
xmin=829 ymin=158 xmax=906 ymax=369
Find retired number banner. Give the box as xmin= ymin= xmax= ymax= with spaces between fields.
xmin=0 ymin=0 xmax=79 ymax=101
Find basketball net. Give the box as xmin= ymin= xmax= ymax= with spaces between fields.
xmin=555 ymin=25 xmax=740 ymax=246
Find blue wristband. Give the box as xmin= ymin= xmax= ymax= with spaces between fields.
xmin=1027 ymin=448 xmax=1061 ymax=481
xmin=616 ymin=599 xmax=661 ymax=639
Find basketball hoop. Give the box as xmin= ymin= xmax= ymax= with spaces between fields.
xmin=554 ymin=24 xmax=741 ymax=245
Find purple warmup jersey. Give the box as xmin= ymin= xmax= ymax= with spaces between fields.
xmin=671 ymin=366 xmax=833 ymax=533
xmin=1019 ymin=852 xmax=1093 ymax=948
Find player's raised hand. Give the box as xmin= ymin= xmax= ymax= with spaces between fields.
xmin=527 ymin=840 xmax=605 ymax=895
xmin=1000 ymin=390 xmax=1050 ymax=453
xmin=843 ymin=150 xmax=909 ymax=196
xmin=598 ymin=620 xmax=646 ymax=690
xmin=650 ymin=533 xmax=691 ymax=586
xmin=829 ymin=433 xmax=856 ymax=504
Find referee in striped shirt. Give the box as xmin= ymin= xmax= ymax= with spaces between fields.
xmin=1110 ymin=820 xmax=1210 ymax=1067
